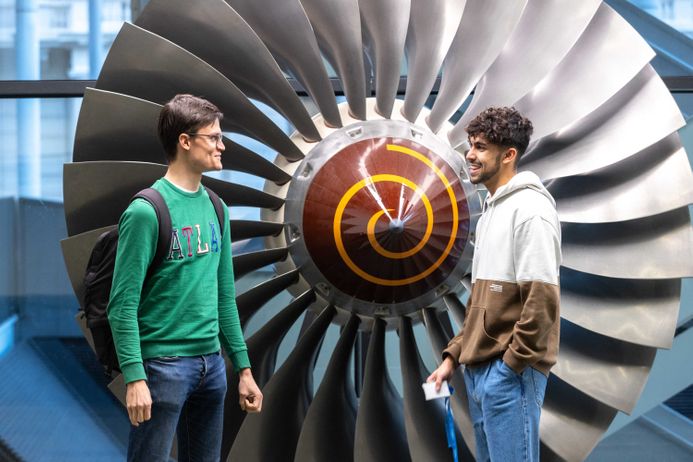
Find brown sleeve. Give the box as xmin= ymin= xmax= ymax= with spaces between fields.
xmin=502 ymin=280 xmax=559 ymax=373
xmin=442 ymin=331 xmax=464 ymax=367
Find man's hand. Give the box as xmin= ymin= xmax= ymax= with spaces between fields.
xmin=238 ymin=368 xmax=263 ymax=413
xmin=426 ymin=356 xmax=457 ymax=392
xmin=126 ymin=380 xmax=152 ymax=426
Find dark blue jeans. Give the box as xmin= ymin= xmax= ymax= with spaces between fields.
xmin=127 ymin=351 xmax=227 ymax=462
xmin=463 ymin=357 xmax=548 ymax=462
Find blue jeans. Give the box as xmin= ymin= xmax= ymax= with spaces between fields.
xmin=127 ymin=351 xmax=227 ymax=462
xmin=463 ymin=357 xmax=547 ymax=462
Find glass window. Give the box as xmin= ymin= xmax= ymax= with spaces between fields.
xmin=0 ymin=98 xmax=80 ymax=200
xmin=2 ymin=0 xmax=131 ymax=80
xmin=629 ymin=0 xmax=693 ymax=38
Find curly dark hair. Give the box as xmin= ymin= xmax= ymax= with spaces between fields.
xmin=157 ymin=94 xmax=223 ymax=162
xmin=465 ymin=107 xmax=534 ymax=159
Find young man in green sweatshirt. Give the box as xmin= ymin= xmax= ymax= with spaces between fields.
xmin=108 ymin=94 xmax=263 ymax=461
xmin=428 ymin=107 xmax=561 ymax=462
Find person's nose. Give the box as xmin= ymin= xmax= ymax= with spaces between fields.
xmin=466 ymin=148 xmax=475 ymax=162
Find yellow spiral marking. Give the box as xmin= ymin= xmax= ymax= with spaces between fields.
xmin=332 ymin=144 xmax=459 ymax=286
xmin=366 ymin=188 xmax=433 ymax=258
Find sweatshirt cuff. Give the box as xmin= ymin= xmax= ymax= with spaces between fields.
xmin=228 ymin=349 xmax=251 ymax=373
xmin=502 ymin=350 xmax=527 ymax=375
xmin=442 ymin=345 xmax=461 ymax=368
xmin=122 ymin=362 xmax=147 ymax=384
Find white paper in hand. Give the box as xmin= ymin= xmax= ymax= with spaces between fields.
xmin=422 ymin=381 xmax=451 ymax=401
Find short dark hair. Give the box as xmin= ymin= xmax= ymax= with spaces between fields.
xmin=157 ymin=94 xmax=223 ymax=162
xmin=465 ymin=107 xmax=533 ymax=159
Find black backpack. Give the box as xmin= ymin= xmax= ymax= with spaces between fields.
xmin=82 ymin=186 xmax=225 ymax=376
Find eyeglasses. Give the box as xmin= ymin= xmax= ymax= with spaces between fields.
xmin=186 ymin=133 xmax=224 ymax=144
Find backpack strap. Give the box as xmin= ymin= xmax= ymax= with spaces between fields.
xmin=204 ymin=186 xmax=226 ymax=238
xmin=132 ymin=188 xmax=172 ymax=280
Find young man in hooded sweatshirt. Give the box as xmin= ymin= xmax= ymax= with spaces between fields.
xmin=108 ymin=94 xmax=263 ymax=461
xmin=427 ymin=106 xmax=561 ymax=462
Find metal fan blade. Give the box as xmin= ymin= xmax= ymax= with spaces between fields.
xmin=422 ymin=308 xmax=476 ymax=456
xmin=64 ymin=161 xmax=166 ymax=236
xmin=427 ymin=0 xmax=527 ymax=134
xmin=246 ymin=290 xmax=318 ymax=384
xmin=236 ymin=269 xmax=301 ymax=327
xmin=295 ymin=314 xmax=361 ymax=462
xmin=200 ymin=175 xmax=284 ymax=210
xmin=221 ymin=290 xmax=316 ymax=460
xmin=300 ymin=0 xmax=367 ymax=120
xmin=74 ymin=89 xmax=163 ymax=163
xmin=422 ymin=309 xmax=453 ymax=354
xmin=75 ymin=89 xmax=292 ymax=184
xmin=232 ymin=247 xmax=289 ymax=279
xmin=461 ymin=275 xmax=472 ymax=293
xmin=60 ymin=226 xmax=115 ymax=304
xmin=229 ymin=305 xmax=336 ymax=461
xmin=74 ymin=311 xmax=95 ymax=355
xmin=96 ymin=22 xmax=303 ymax=161
xmin=540 ymin=377 xmax=618 ymax=462
xmin=229 ymin=220 xmax=284 ymax=242
xmin=64 ymin=161 xmax=283 ymax=237
xmin=550 ymin=137 xmax=693 ymax=224
xmin=550 ymin=319 xmax=656 ymax=414
xmin=358 ymin=0 xmax=411 ymax=118
xmin=441 ymin=294 xmax=466 ymax=331
xmin=452 ymin=0 xmax=601 ymax=132
xmin=401 ymin=0 xmax=465 ymax=123
xmin=107 ymin=374 xmax=126 ymax=407
xmin=363 ymin=49 xmax=373 ymax=96
xmin=521 ymin=65 xmax=685 ymax=180
xmin=562 ymin=207 xmax=693 ymax=279
xmin=480 ymin=3 xmax=655 ymax=146
xmin=560 ymin=267 xmax=680 ymax=348
xmin=217 ymin=145 xmax=292 ymax=185
xmin=399 ymin=316 xmax=468 ymax=461
xmin=135 ymin=0 xmax=320 ymax=142
xmin=225 ymin=0 xmax=342 ymax=128
xmin=354 ymin=318 xmax=410 ymax=461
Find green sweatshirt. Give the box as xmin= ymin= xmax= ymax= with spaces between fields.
xmin=107 ymin=178 xmax=250 ymax=384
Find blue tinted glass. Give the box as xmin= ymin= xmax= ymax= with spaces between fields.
xmin=629 ymin=0 xmax=693 ymax=38
xmin=2 ymin=0 xmax=131 ymax=80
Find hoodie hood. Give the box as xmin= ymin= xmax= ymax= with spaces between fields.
xmin=485 ymin=171 xmax=555 ymax=208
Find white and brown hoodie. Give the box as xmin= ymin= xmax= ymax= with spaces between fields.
xmin=444 ymin=171 xmax=561 ymax=376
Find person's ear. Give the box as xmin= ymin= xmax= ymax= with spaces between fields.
xmin=179 ymin=133 xmax=191 ymax=151
xmin=503 ymin=147 xmax=518 ymax=166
